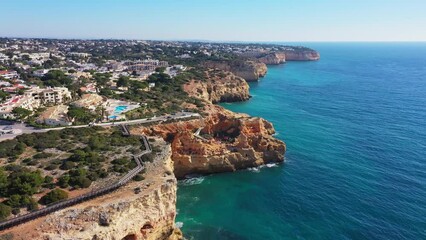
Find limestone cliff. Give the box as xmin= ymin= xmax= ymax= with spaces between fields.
xmin=0 ymin=140 xmax=182 ymax=240
xmin=203 ymin=60 xmax=267 ymax=82
xmin=256 ymin=52 xmax=286 ymax=65
xmin=131 ymin=105 xmax=286 ymax=179
xmin=183 ymin=69 xmax=250 ymax=103
xmin=239 ymin=47 xmax=319 ymax=63
xmin=279 ymin=49 xmax=320 ymax=61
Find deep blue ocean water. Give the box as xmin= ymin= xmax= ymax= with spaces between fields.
xmin=176 ymin=43 xmax=426 ymax=240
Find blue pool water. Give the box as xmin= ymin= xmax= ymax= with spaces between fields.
xmin=176 ymin=43 xmax=426 ymax=240
xmin=114 ymin=105 xmax=128 ymax=114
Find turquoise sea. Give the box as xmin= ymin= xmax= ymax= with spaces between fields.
xmin=176 ymin=43 xmax=426 ymax=240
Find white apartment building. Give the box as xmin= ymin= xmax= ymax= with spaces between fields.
xmin=26 ymin=87 xmax=72 ymax=105
xmin=0 ymin=87 xmax=71 ymax=119
xmin=68 ymin=52 xmax=91 ymax=58
xmin=0 ymin=95 xmax=41 ymax=119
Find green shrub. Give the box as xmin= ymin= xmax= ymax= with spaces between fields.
xmin=27 ymin=198 xmax=39 ymax=211
xmin=0 ymin=140 xmax=25 ymax=158
xmin=140 ymin=153 xmax=154 ymax=163
xmin=133 ymin=174 xmax=145 ymax=181
xmin=5 ymin=194 xmax=22 ymax=208
xmin=44 ymin=164 xmax=57 ymax=171
xmin=57 ymin=174 xmax=70 ymax=188
xmin=57 ymin=143 xmax=75 ymax=151
xmin=39 ymin=189 xmax=68 ymax=205
xmin=60 ymin=161 xmax=76 ymax=170
xmin=68 ymin=169 xmax=92 ymax=188
xmin=33 ymin=152 xmax=53 ymax=159
xmin=6 ymin=170 xmax=44 ymax=196
xmin=27 ymin=160 xmax=40 ymax=166
xmin=22 ymin=158 xmax=32 ymax=164
xmin=0 ymin=203 xmax=12 ymax=220
xmin=11 ymin=208 xmax=20 ymax=215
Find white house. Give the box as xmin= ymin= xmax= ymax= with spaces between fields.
xmin=0 ymin=70 xmax=19 ymax=80
xmin=36 ymin=105 xmax=72 ymax=126
xmin=33 ymin=69 xmax=49 ymax=77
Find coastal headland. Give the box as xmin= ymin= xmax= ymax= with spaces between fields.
xmin=0 ymin=39 xmax=318 ymax=240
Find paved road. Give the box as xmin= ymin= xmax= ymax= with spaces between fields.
xmin=0 ymin=112 xmax=200 ymax=142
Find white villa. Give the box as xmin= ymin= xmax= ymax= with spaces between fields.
xmin=36 ymin=105 xmax=72 ymax=126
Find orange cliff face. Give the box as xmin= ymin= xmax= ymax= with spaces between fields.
xmin=203 ymin=60 xmax=267 ymax=82
xmin=183 ymin=70 xmax=251 ymax=103
xmin=257 ymin=52 xmax=286 ymax=65
xmin=131 ymin=105 xmax=286 ymax=179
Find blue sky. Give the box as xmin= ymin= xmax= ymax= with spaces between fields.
xmin=1 ymin=0 xmax=425 ymax=42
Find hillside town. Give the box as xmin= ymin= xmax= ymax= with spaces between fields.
xmin=0 ymin=38 xmax=317 ymax=130
xmin=0 ymin=38 xmax=188 ymax=128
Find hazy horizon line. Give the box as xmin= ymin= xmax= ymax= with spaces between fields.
xmin=1 ymin=36 xmax=425 ymax=44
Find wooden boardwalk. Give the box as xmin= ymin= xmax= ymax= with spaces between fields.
xmin=0 ymin=124 xmax=151 ymax=231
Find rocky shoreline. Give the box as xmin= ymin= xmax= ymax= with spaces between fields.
xmin=203 ymin=48 xmax=320 ymax=82
xmin=135 ymin=54 xmax=309 ymax=178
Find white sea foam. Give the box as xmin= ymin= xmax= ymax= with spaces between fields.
xmin=247 ymin=167 xmax=260 ymax=172
xmin=175 ymin=222 xmax=184 ymax=228
xmin=247 ymin=163 xmax=280 ymax=172
xmin=266 ymin=163 xmax=278 ymax=168
xmin=180 ymin=177 xmax=205 ymax=186
xmin=259 ymin=165 xmax=266 ymax=169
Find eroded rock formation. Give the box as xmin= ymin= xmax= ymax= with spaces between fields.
xmin=240 ymin=48 xmax=319 ymax=64
xmin=257 ymin=52 xmax=286 ymax=65
xmin=203 ymin=60 xmax=267 ymax=82
xmin=279 ymin=49 xmax=320 ymax=61
xmin=131 ymin=105 xmax=286 ymax=179
xmin=183 ymin=70 xmax=250 ymax=103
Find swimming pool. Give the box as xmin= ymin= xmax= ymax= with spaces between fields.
xmin=114 ymin=105 xmax=128 ymax=114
